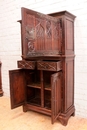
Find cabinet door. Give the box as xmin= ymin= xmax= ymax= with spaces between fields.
xmin=21 ymin=7 xmax=61 ymax=58
xmin=51 ymin=72 xmax=61 ymax=124
xmin=9 ymin=69 xmax=26 ymax=109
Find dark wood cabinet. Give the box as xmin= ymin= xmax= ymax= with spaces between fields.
xmin=9 ymin=7 xmax=76 ymax=126
xmin=0 ymin=62 xmax=3 ymax=96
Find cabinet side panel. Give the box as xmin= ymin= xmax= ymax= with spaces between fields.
xmin=65 ymin=58 xmax=74 ymax=110
xmin=65 ymin=18 xmax=74 ymax=54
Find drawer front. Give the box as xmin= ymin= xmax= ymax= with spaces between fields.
xmin=18 ymin=61 xmax=35 ymax=69
xmin=37 ymin=61 xmax=62 ymax=71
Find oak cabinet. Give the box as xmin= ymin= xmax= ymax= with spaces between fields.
xmin=9 ymin=7 xmax=76 ymax=125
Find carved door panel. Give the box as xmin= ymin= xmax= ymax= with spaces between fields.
xmin=51 ymin=72 xmax=61 ymax=124
xmin=21 ymin=7 xmax=62 ymax=58
xmin=9 ymin=69 xmax=26 ymax=109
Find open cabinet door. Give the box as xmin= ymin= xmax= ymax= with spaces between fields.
xmin=9 ymin=69 xmax=26 ymax=109
xmin=51 ymin=72 xmax=61 ymax=124
xmin=21 ymin=7 xmax=61 ymax=58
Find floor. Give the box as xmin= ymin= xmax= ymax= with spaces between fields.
xmin=0 ymin=96 xmax=87 ymax=130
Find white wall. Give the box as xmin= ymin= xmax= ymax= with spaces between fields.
xmin=0 ymin=0 xmax=87 ymax=118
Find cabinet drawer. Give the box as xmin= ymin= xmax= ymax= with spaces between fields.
xmin=37 ymin=60 xmax=62 ymax=71
xmin=18 ymin=60 xmax=36 ymax=69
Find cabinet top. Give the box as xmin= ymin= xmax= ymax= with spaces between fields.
xmin=49 ymin=10 xmax=76 ymax=19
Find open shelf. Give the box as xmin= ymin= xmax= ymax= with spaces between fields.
xmin=44 ymin=100 xmax=51 ymax=109
xmin=28 ymin=97 xmax=41 ymax=106
xmin=27 ymin=87 xmax=41 ymax=106
xmin=27 ymin=82 xmax=41 ymax=89
xmin=44 ymin=83 xmax=51 ymax=91
xmin=27 ymin=83 xmax=51 ymax=90
xmin=44 ymin=90 xmax=51 ymax=109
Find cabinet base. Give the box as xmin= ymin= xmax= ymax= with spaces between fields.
xmin=0 ymin=89 xmax=3 ymax=96
xmin=23 ymin=104 xmax=75 ymax=126
xmin=58 ymin=106 xmax=75 ymax=126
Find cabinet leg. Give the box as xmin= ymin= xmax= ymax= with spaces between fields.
xmin=0 ymin=89 xmax=3 ymax=96
xmin=72 ymin=111 xmax=75 ymax=116
xmin=23 ymin=105 xmax=27 ymax=112
xmin=58 ymin=117 xmax=68 ymax=126
xmin=58 ymin=106 xmax=75 ymax=126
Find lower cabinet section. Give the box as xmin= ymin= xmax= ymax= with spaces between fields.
xmin=9 ymin=69 xmax=63 ymax=124
xmin=9 ymin=58 xmax=75 ymax=125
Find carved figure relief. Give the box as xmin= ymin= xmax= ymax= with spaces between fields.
xmin=25 ymin=25 xmax=35 ymax=40
xmin=25 ymin=25 xmax=35 ymax=54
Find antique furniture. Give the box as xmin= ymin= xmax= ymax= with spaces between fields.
xmin=9 ymin=7 xmax=76 ymax=125
xmin=0 ymin=62 xmax=3 ymax=96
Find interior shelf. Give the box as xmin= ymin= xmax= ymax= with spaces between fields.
xmin=28 ymin=97 xmax=41 ymax=106
xmin=27 ymin=82 xmax=41 ymax=89
xmin=44 ymin=100 xmax=51 ymax=109
xmin=44 ymin=83 xmax=51 ymax=91
xmin=27 ymin=83 xmax=51 ymax=90
xmin=28 ymin=98 xmax=51 ymax=109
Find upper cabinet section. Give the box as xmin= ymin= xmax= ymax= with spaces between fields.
xmin=21 ymin=8 xmax=76 ymax=59
xmin=21 ymin=7 xmax=62 ymax=59
xmin=49 ymin=11 xmax=76 ymax=55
